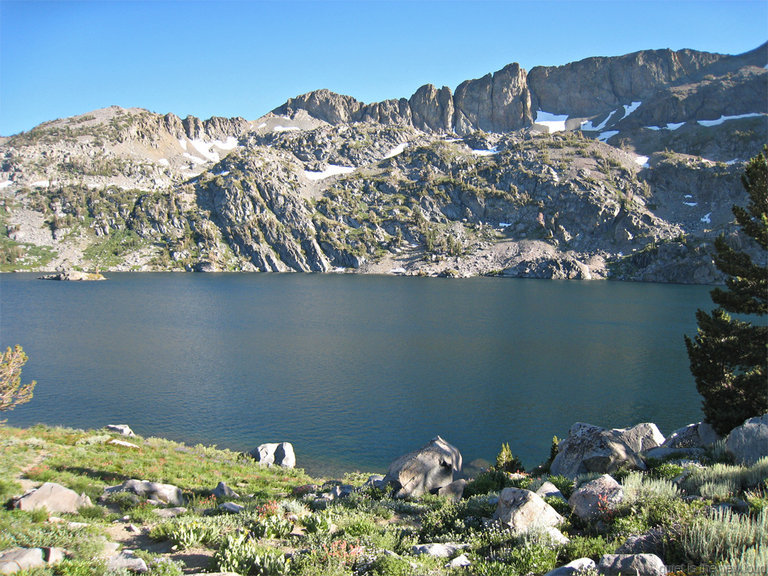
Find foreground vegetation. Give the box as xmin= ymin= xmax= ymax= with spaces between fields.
xmin=1 ymin=424 xmax=766 ymax=576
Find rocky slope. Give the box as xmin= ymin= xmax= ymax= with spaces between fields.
xmin=0 ymin=43 xmax=765 ymax=282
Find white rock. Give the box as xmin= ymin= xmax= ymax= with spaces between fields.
xmin=14 ymin=482 xmax=92 ymax=514
xmin=105 ymin=424 xmax=136 ymax=437
xmin=544 ymin=557 xmax=597 ymax=576
xmin=493 ymin=487 xmax=564 ymax=533
xmin=598 ymin=553 xmax=666 ymax=576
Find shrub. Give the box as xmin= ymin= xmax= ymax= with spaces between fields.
xmin=368 ymin=553 xmax=414 ymax=576
xmin=648 ymin=461 xmax=685 ymax=481
xmin=464 ymin=469 xmax=511 ymax=497
xmin=547 ymin=475 xmax=576 ymax=499
xmin=561 ymin=535 xmax=613 ymax=563
xmin=214 ymin=531 xmax=290 ymax=575
xmin=497 ymin=531 xmax=560 ymax=575
xmin=303 ymin=512 xmax=332 ymax=534
xmin=680 ymin=457 xmax=768 ymax=496
xmin=496 ymin=443 xmax=525 ymax=473
xmin=250 ymin=514 xmax=293 ymax=539
xmin=682 ymin=508 xmax=767 ymax=565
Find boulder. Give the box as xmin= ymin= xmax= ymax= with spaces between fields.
xmin=597 ymin=553 xmax=667 ymax=576
xmin=212 ymin=482 xmax=239 ymax=499
xmin=615 ymin=528 xmax=665 ymax=556
xmin=105 ymin=424 xmax=136 ymax=437
xmin=412 ymin=543 xmax=466 ymax=558
xmin=102 ymin=479 xmax=184 ymax=507
xmin=550 ymin=422 xmax=665 ymax=478
xmin=725 ymin=413 xmax=768 ymax=465
xmin=448 ymin=554 xmax=471 ymax=568
xmin=536 ymin=481 xmax=567 ymax=502
xmin=544 ymin=557 xmax=597 ymax=576
xmin=13 ymin=482 xmax=92 ymax=514
xmin=661 ymin=421 xmax=719 ymax=449
xmin=493 ymin=487 xmax=564 ymax=533
xmin=437 ymin=479 xmax=467 ymax=502
xmin=382 ymin=436 xmax=462 ymax=498
xmin=568 ymin=474 xmax=624 ymax=522
xmin=152 ymin=507 xmax=187 ymax=519
xmin=0 ymin=548 xmax=45 ymax=574
xmin=541 ymin=526 xmax=570 ymax=546
xmin=249 ymin=442 xmax=296 ymax=468
xmin=219 ymin=502 xmax=245 ymax=513
xmin=107 ymin=550 xmax=148 ymax=573
xmin=106 ymin=439 xmax=139 ymax=449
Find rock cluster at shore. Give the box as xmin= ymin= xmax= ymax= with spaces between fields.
xmin=1 ymin=415 xmax=766 ymax=575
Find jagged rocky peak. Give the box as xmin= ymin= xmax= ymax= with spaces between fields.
xmin=272 ymin=44 xmax=766 ymax=143
xmin=273 ymin=62 xmax=534 ymax=136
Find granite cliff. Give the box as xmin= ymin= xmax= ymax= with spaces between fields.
xmin=0 ymin=43 xmax=765 ymax=282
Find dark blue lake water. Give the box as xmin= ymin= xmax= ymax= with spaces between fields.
xmin=0 ymin=273 xmax=713 ymax=476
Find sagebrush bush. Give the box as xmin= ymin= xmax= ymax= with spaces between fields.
xmin=682 ymin=508 xmax=767 ymax=565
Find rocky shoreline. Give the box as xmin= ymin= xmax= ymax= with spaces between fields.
xmin=1 ymin=414 xmax=766 ymax=575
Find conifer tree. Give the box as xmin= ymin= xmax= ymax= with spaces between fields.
xmin=685 ymin=149 xmax=768 ymax=436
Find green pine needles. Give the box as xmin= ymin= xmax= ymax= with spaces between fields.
xmin=685 ymin=148 xmax=768 ymax=436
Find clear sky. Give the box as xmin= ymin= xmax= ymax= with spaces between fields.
xmin=1 ymin=0 xmax=766 ymax=136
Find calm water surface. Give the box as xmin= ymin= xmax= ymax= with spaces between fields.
xmin=0 ymin=273 xmax=713 ymax=476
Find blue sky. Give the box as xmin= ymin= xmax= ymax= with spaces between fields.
xmin=1 ymin=0 xmax=766 ymax=136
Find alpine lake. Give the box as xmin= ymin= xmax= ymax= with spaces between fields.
xmin=0 ymin=272 xmax=714 ymax=477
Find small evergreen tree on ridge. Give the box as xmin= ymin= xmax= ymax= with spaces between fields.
xmin=685 ymin=148 xmax=768 ymax=436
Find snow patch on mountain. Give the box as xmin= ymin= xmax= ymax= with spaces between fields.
xmin=535 ymin=111 xmax=568 ymax=133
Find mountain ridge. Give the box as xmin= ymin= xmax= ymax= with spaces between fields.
xmin=0 ymin=43 xmax=766 ymax=282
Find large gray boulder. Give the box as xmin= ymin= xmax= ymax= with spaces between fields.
xmin=645 ymin=421 xmax=721 ymax=460
xmin=725 ymin=413 xmax=768 ymax=465
xmin=550 ymin=422 xmax=665 ymax=478
xmin=493 ymin=487 xmax=564 ymax=533
xmin=382 ymin=436 xmax=462 ymax=498
xmin=662 ymin=421 xmax=720 ymax=449
xmin=13 ymin=482 xmax=92 ymax=514
xmin=0 ymin=548 xmax=44 ymax=574
xmin=249 ymin=442 xmax=296 ymax=468
xmin=597 ymin=553 xmax=667 ymax=576
xmin=102 ymin=479 xmax=184 ymax=507
xmin=568 ymin=474 xmax=624 ymax=522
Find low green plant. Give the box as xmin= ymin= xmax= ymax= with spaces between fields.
xmin=647 ymin=461 xmax=685 ymax=481
xmin=682 ymin=508 xmax=767 ymax=565
xmin=214 ymin=531 xmax=291 ymax=575
xmin=714 ymin=542 xmax=768 ymax=576
xmin=303 ymin=511 xmax=332 ymax=534
xmin=150 ymin=514 xmax=239 ymax=549
xmin=543 ymin=495 xmax=570 ymax=517
xmin=368 ymin=553 xmax=414 ymax=576
xmin=250 ymin=513 xmax=293 ymax=539
xmin=546 ymin=475 xmax=576 ymax=499
xmin=680 ymin=457 xmax=768 ymax=496
xmin=464 ymin=469 xmax=511 ymax=497
xmin=622 ymin=472 xmax=680 ymax=504
xmin=487 ymin=530 xmax=560 ymax=575
xmin=745 ymin=486 xmax=768 ymax=515
xmin=560 ymin=535 xmax=613 ymax=562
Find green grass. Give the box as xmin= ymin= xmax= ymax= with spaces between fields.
xmin=2 ymin=424 xmax=768 ymax=576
